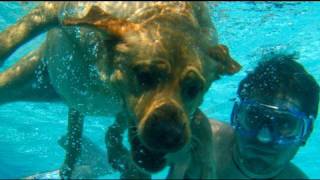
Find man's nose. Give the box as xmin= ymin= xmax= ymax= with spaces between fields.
xmin=257 ymin=126 xmax=272 ymax=143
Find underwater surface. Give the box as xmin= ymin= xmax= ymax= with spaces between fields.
xmin=0 ymin=1 xmax=319 ymax=179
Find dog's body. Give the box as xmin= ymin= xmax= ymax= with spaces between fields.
xmin=45 ymin=18 xmax=123 ymax=116
xmin=0 ymin=2 xmax=241 ymax=179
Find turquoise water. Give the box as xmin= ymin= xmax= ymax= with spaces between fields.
xmin=0 ymin=2 xmax=319 ymax=179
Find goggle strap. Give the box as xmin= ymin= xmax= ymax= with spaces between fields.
xmin=230 ymin=101 xmax=239 ymax=127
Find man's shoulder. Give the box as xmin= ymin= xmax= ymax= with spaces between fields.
xmin=209 ymin=119 xmax=234 ymax=138
xmin=209 ymin=119 xmax=235 ymax=154
xmin=276 ymin=163 xmax=309 ymax=179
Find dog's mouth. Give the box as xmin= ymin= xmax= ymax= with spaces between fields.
xmin=128 ymin=100 xmax=191 ymax=172
xmin=129 ymin=125 xmax=167 ymax=173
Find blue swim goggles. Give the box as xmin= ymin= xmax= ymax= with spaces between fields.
xmin=231 ymin=98 xmax=314 ymax=145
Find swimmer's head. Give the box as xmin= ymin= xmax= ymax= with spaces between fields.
xmin=238 ymin=52 xmax=319 ymax=120
xmin=231 ymin=52 xmax=319 ymax=179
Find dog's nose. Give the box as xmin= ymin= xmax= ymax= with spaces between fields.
xmin=141 ymin=103 xmax=189 ymax=153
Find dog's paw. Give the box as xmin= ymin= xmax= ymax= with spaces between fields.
xmin=108 ymin=145 xmax=130 ymax=171
xmin=120 ymin=164 xmax=151 ymax=180
xmin=59 ymin=163 xmax=73 ymax=179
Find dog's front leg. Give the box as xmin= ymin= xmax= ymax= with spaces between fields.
xmin=106 ymin=112 xmax=129 ymax=172
xmin=60 ymin=108 xmax=84 ymax=179
xmin=106 ymin=112 xmax=151 ymax=179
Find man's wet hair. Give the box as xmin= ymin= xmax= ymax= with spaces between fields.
xmin=237 ymin=52 xmax=319 ymax=118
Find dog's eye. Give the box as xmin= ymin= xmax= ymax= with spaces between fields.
xmin=137 ymin=69 xmax=156 ymax=89
xmin=133 ymin=64 xmax=157 ymax=90
xmin=181 ymin=71 xmax=204 ymax=100
xmin=132 ymin=60 xmax=169 ymax=90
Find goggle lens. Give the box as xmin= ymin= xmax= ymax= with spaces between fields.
xmin=232 ymin=99 xmax=312 ymax=145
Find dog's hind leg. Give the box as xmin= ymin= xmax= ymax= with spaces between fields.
xmin=106 ymin=112 xmax=151 ymax=179
xmin=0 ymin=43 xmax=60 ymax=104
xmin=0 ymin=2 xmax=60 ymax=67
xmin=60 ymin=108 xmax=84 ymax=179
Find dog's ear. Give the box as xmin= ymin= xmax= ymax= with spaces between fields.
xmin=63 ymin=6 xmax=140 ymax=38
xmin=208 ymin=44 xmax=241 ymax=75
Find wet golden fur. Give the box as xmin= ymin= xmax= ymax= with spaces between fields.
xmin=0 ymin=2 xmax=241 ymax=179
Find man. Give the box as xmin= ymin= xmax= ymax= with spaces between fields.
xmin=211 ymin=52 xmax=319 ymax=179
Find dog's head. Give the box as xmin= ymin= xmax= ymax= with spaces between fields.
xmin=63 ymin=3 xmax=241 ymax=172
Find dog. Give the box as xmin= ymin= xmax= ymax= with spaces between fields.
xmin=0 ymin=2 xmax=241 ymax=179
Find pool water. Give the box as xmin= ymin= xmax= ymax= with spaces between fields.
xmin=0 ymin=2 xmax=319 ymax=179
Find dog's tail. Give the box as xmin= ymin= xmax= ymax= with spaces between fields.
xmin=0 ymin=2 xmax=61 ymax=67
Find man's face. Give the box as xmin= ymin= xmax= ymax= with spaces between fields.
xmin=232 ymin=96 xmax=309 ymax=178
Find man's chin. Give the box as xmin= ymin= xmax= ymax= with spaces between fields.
xmin=239 ymin=157 xmax=282 ymax=179
xmin=234 ymin=148 xmax=280 ymax=179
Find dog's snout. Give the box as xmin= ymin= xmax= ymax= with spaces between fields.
xmin=140 ymin=103 xmax=189 ymax=153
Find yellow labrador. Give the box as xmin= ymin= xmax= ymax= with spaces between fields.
xmin=0 ymin=2 xmax=241 ymax=179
